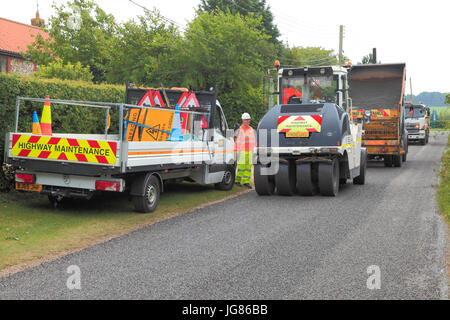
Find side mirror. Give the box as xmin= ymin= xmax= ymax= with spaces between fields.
xmin=364 ymin=110 xmax=371 ymax=124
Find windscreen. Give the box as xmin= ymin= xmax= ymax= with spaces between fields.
xmin=281 ymin=75 xmax=336 ymax=104
xmin=405 ymin=105 xmax=426 ymax=118
xmin=348 ymin=64 xmax=405 ymax=109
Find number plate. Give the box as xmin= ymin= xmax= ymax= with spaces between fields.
xmin=286 ymin=132 xmax=309 ymax=138
xmin=16 ymin=182 xmax=42 ymax=192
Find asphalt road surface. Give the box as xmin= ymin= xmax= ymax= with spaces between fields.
xmin=0 ymin=132 xmax=448 ymax=299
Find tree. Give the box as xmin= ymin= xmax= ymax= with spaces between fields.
xmin=198 ymin=0 xmax=280 ymax=45
xmin=105 ymin=10 xmax=182 ymax=86
xmin=35 ymin=59 xmax=93 ymax=81
xmin=177 ymin=11 xmax=275 ymax=125
xmin=446 ymin=93 xmax=450 ymax=105
xmin=359 ymin=53 xmax=380 ymax=64
xmin=25 ymin=0 xmax=118 ymax=83
xmin=281 ymin=46 xmax=341 ymax=66
xmin=179 ymin=11 xmax=274 ymax=89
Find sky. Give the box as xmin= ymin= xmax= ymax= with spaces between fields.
xmin=2 ymin=0 xmax=449 ymax=93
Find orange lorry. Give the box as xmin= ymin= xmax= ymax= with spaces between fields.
xmin=348 ymin=63 xmax=408 ymax=167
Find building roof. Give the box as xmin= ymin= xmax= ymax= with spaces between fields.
xmin=0 ymin=17 xmax=49 ymax=57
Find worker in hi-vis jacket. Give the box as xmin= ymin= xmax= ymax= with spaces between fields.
xmin=235 ymin=113 xmax=256 ymax=189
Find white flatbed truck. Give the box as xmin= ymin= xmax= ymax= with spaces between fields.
xmin=5 ymin=88 xmax=236 ymax=213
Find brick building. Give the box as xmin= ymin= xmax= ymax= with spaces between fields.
xmin=0 ymin=11 xmax=49 ymax=75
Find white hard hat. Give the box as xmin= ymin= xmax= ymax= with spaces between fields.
xmin=241 ymin=113 xmax=251 ymax=120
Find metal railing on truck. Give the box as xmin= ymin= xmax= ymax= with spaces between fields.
xmin=11 ymin=96 xmax=211 ymax=173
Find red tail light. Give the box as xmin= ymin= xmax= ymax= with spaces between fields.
xmin=95 ymin=180 xmax=121 ymax=192
xmin=381 ymin=148 xmax=386 ymax=153
xmin=15 ymin=173 xmax=35 ymax=184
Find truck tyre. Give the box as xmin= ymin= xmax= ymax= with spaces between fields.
xmin=254 ymin=164 xmax=275 ymax=196
xmin=420 ymin=138 xmax=426 ymax=145
xmin=297 ymin=163 xmax=316 ymax=196
xmin=318 ymin=159 xmax=339 ymax=197
xmin=384 ymin=156 xmax=393 ymax=167
xmin=402 ymin=140 xmax=408 ymax=162
xmin=215 ymin=165 xmax=235 ymax=191
xmin=133 ymin=175 xmax=160 ymax=213
xmin=353 ymin=149 xmax=367 ymax=185
xmin=393 ymin=154 xmax=402 ymax=167
xmin=275 ymin=161 xmax=296 ymax=196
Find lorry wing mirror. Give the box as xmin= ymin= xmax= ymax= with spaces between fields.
xmin=364 ymin=110 xmax=371 ymax=124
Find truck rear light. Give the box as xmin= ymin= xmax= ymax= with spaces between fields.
xmin=381 ymin=148 xmax=386 ymax=153
xmin=15 ymin=173 xmax=35 ymax=184
xmin=95 ymin=180 xmax=121 ymax=192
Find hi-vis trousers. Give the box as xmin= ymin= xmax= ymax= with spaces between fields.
xmin=236 ymin=151 xmax=252 ymax=184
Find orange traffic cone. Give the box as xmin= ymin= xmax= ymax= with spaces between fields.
xmin=32 ymin=111 xmax=42 ymax=135
xmin=40 ymin=95 xmax=52 ymax=135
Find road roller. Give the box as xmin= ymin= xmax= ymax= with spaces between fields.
xmin=254 ymin=65 xmax=367 ymax=196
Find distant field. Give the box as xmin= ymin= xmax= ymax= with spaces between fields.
xmin=429 ymin=106 xmax=450 ymax=129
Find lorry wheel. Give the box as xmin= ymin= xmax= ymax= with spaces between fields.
xmin=402 ymin=138 xmax=408 ymax=162
xmin=318 ymin=159 xmax=339 ymax=197
xmin=275 ymin=161 xmax=296 ymax=196
xmin=420 ymin=138 xmax=426 ymax=145
xmin=296 ymin=163 xmax=316 ymax=196
xmin=384 ymin=156 xmax=393 ymax=167
xmin=133 ymin=175 xmax=160 ymax=213
xmin=215 ymin=166 xmax=235 ymax=191
xmin=353 ymin=149 xmax=367 ymax=185
xmin=254 ymin=164 xmax=275 ymax=196
xmin=393 ymin=154 xmax=402 ymax=167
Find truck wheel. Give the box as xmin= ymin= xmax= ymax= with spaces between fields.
xmin=318 ymin=159 xmax=339 ymax=197
xmin=393 ymin=154 xmax=402 ymax=167
xmin=254 ymin=164 xmax=275 ymax=196
xmin=384 ymin=156 xmax=393 ymax=167
xmin=297 ymin=163 xmax=316 ymax=196
xmin=402 ymin=141 xmax=408 ymax=162
xmin=420 ymin=138 xmax=426 ymax=145
xmin=275 ymin=161 xmax=296 ymax=196
xmin=133 ymin=175 xmax=160 ymax=213
xmin=353 ymin=150 xmax=367 ymax=185
xmin=215 ymin=166 xmax=235 ymax=191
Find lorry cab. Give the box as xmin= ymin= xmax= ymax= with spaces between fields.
xmin=405 ymin=103 xmax=430 ymax=145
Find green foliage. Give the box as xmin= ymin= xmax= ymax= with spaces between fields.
xmin=105 ymin=10 xmax=182 ymax=86
xmin=24 ymin=0 xmax=118 ymax=83
xmin=35 ymin=59 xmax=94 ymax=81
xmin=359 ymin=53 xmax=380 ymax=64
xmin=0 ymin=73 xmax=125 ymax=190
xmin=437 ymin=134 xmax=450 ymax=220
xmin=281 ymin=46 xmax=341 ymax=66
xmin=198 ymin=0 xmax=280 ymax=45
xmin=446 ymin=93 xmax=450 ymax=105
xmin=179 ymin=11 xmax=274 ymax=88
xmin=176 ymin=11 xmax=275 ymax=126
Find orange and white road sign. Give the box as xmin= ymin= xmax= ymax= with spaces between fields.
xmin=11 ymin=134 xmax=117 ymax=165
xmin=277 ymin=115 xmax=322 ymax=135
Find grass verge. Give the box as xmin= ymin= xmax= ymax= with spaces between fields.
xmin=0 ymin=183 xmax=248 ymax=275
xmin=437 ymin=133 xmax=450 ymax=221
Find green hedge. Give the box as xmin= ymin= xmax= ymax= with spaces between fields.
xmin=0 ymin=74 xmax=125 ymax=190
